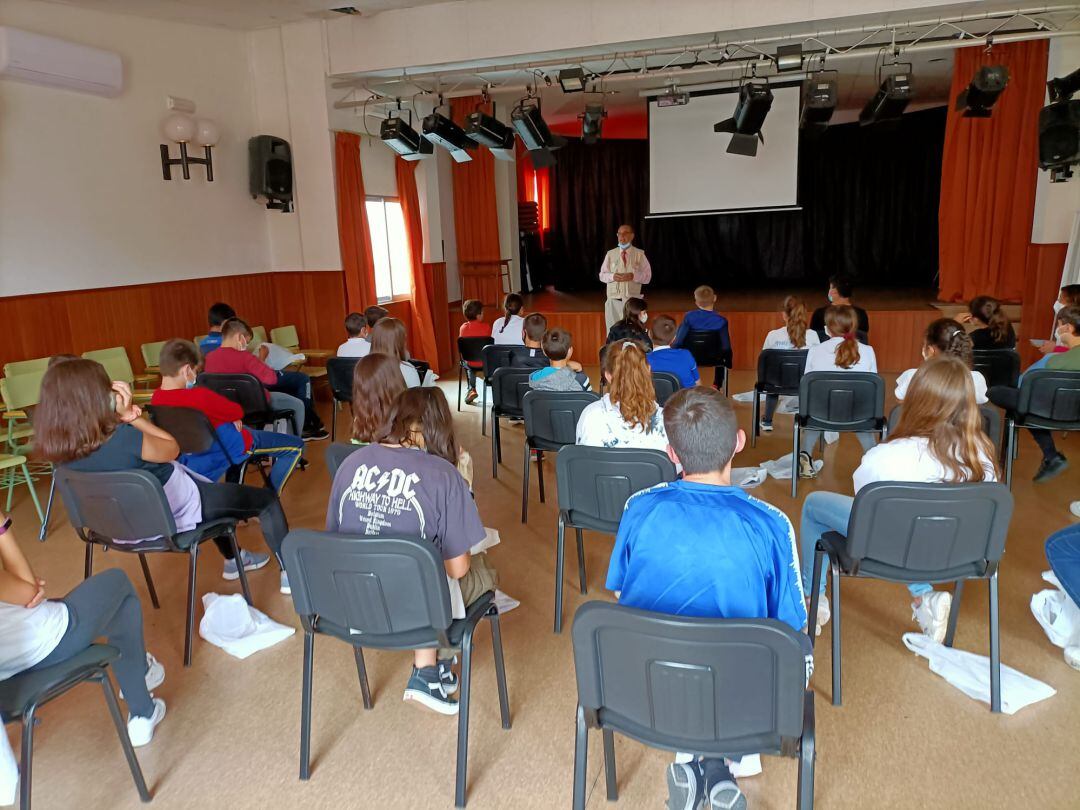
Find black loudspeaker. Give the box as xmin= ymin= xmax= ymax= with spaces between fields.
xmin=249 ymin=135 xmax=293 ymax=212
xmin=1039 ymin=100 xmax=1080 ymax=179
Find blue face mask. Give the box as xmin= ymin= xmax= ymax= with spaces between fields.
xmin=618 ymin=241 xmax=631 ymax=250
xmin=185 ymin=371 xmax=197 ymax=389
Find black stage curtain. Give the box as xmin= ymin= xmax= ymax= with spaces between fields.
xmin=546 ymin=106 xmax=945 ymax=291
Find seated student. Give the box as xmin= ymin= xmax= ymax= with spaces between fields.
xmin=151 ymin=339 xmax=303 ymax=492
xmin=204 ymin=318 xmax=328 ymax=441
xmin=605 ymin=297 xmax=653 ymax=350
xmin=798 ymin=305 xmax=879 ymax=478
xmin=646 ymin=314 xmax=699 ymax=389
xmin=757 ymin=296 xmax=819 ymax=433
xmin=1039 ymin=285 xmax=1080 ymax=356
xmin=492 ymin=293 xmax=526 ymax=346
xmin=673 ymin=286 xmax=731 ymax=387
xmin=337 ymin=311 xmax=372 ymax=359
xmin=577 ymin=340 xmax=667 ymax=451
xmin=607 ymin=387 xmax=808 ymax=810
xmin=458 ymin=299 xmax=492 ymax=404
xmin=529 ymin=329 xmax=593 ymax=392
xmin=327 ymin=387 xmax=496 ymax=715
xmin=809 ymin=275 xmax=870 ymax=341
xmin=988 ymin=304 xmax=1080 ymax=483
xmin=36 ymin=359 xmax=291 ymax=592
xmin=510 ymin=313 xmax=550 ymax=369
xmin=370 ymin=317 xmax=436 ymax=388
xmin=350 ymin=353 xmax=407 ymax=446
xmin=198 ymin=302 xmax=236 ymax=357
xmin=0 ymin=508 xmax=167 ymax=746
xmin=955 ymin=295 xmax=1016 ymax=350
xmin=895 ymin=319 xmax=987 ymax=404
xmin=800 ymin=355 xmax=998 ymax=641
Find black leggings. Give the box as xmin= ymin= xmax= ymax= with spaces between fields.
xmin=194 ymin=480 xmax=289 ymax=564
xmin=987 ymin=385 xmax=1059 ymax=462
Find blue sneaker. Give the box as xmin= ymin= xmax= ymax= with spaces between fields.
xmin=403 ymin=666 xmax=458 ymax=715
xmin=222 ymin=550 xmax=270 ymax=580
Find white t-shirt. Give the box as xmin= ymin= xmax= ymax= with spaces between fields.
xmin=491 ymin=315 xmax=526 ymax=346
xmin=0 ymin=600 xmax=69 ymax=681
xmin=853 ymin=436 xmax=997 ymax=494
xmin=576 ymin=394 xmax=668 ymax=451
xmin=804 ymin=336 xmax=878 ymax=374
xmin=763 ymin=327 xmax=821 ymax=351
xmin=895 ymin=367 xmax=988 ymax=404
xmin=337 ymin=337 xmax=371 ymax=359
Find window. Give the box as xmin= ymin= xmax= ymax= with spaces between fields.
xmin=365 ymin=197 xmax=412 ymax=302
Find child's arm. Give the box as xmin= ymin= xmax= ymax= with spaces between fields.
xmin=567 ymin=360 xmax=583 ymax=372
xmin=0 ymin=514 xmax=46 ymax=607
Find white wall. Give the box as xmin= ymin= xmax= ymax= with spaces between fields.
xmin=1031 ymin=37 xmax=1080 ymax=245
xmin=0 ymin=0 xmax=269 ymax=296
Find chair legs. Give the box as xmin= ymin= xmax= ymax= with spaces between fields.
xmin=226 ymin=532 xmax=253 ymax=606
xmin=488 ymin=609 xmax=511 ymax=730
xmin=299 ymin=630 xmax=314 ymax=780
xmin=554 ymin=514 xmax=567 ymax=633
xmin=352 ymin=647 xmax=373 ymax=710
xmin=184 ymin=544 xmax=200 ymax=667
xmin=751 ymin=391 xmax=760 ymax=448
xmin=576 ymin=529 xmax=587 ymax=594
xmin=829 ymin=562 xmax=842 ymax=707
xmin=138 ymin=554 xmax=161 ymax=610
xmin=20 ymin=703 xmax=35 ymax=810
xmin=481 ymin=385 xmax=488 ymax=437
xmin=944 ymin=580 xmax=965 ymax=648
xmin=989 ymin=573 xmax=1001 ymax=713
xmin=491 ymin=415 xmax=500 ymax=479
xmin=602 ymin=728 xmax=618 ymax=800
xmin=99 ymin=670 xmax=152 ymax=802
xmin=457 ymin=365 xmax=464 ymax=412
xmin=454 ymin=623 xmax=475 ymax=808
xmin=1004 ymin=421 xmax=1016 ymax=489
xmin=520 ymin=444 xmax=531 ymax=523
xmin=791 ymin=421 xmax=801 ymax=499
xmin=536 ymin=451 xmax=545 ymax=504
xmin=572 ymin=705 xmax=589 ymax=810
xmin=808 ymin=546 xmax=825 ymax=652
xmin=797 ymin=691 xmax=816 ymax=810
xmin=39 ymin=473 xmax=56 ymax=542
xmin=331 ymin=400 xmax=339 ymax=443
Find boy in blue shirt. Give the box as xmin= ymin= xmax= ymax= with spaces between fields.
xmin=672 ymin=286 xmax=731 ymax=388
xmin=198 ymin=302 xmax=236 ymax=356
xmin=646 ymin=315 xmax=700 ymax=388
xmin=607 ymin=386 xmax=808 ymax=810
xmin=529 ymin=329 xmax=592 ymax=391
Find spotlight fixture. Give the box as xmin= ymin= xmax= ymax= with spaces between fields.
xmin=558 ymin=67 xmax=587 ymax=93
xmin=656 ymin=86 xmax=690 ymax=107
xmin=511 ymin=99 xmax=556 ymax=151
xmin=800 ymin=73 xmax=837 ymax=131
xmin=1039 ymin=68 xmax=1080 ymax=182
xmin=380 ymin=115 xmax=433 ymax=160
xmin=422 ymin=111 xmax=475 ymax=162
xmin=580 ymin=104 xmax=606 ymax=144
xmin=956 ymin=65 xmax=1009 ymax=118
xmin=859 ymin=71 xmax=913 ymax=126
xmin=775 ymin=44 xmax=803 ymax=73
xmin=465 ymin=110 xmax=515 ymax=161
xmin=714 ymin=82 xmax=773 ymax=157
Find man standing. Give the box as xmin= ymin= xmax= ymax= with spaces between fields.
xmin=600 ymin=224 xmax=652 ymax=331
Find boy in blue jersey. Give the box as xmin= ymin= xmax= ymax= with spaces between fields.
xmin=672 ymin=286 xmax=731 ymax=388
xmin=607 ymin=386 xmax=808 ymax=810
xmin=646 ymin=315 xmax=700 ymax=388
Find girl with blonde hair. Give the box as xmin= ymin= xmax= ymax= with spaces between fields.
xmin=576 ymin=340 xmax=667 ymax=451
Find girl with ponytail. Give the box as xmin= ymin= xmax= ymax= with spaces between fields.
xmin=758 ymin=296 xmax=820 ymax=432
xmin=492 ymin=293 xmax=526 ymax=346
xmin=895 ymin=318 xmax=987 ymax=403
xmin=576 ymin=340 xmax=668 ymax=451
xmin=959 ymin=295 xmax=1016 ymax=350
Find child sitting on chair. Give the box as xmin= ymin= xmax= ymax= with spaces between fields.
xmin=529 ymin=329 xmax=592 ymax=392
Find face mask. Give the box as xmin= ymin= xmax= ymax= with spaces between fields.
xmin=639 ymin=312 xmax=648 ymax=324
xmin=618 ymin=241 xmax=631 ymax=250
xmin=185 ymin=369 xmax=197 ymax=389
xmin=827 ymin=292 xmax=835 ymax=303
xmin=1054 ymin=300 xmax=1065 ymax=315
xmin=1056 ymin=325 xmax=1069 ymax=345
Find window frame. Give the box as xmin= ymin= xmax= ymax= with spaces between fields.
xmin=365 ymin=195 xmax=412 ymax=304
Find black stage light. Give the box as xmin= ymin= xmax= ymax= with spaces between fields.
xmin=422 ymin=111 xmax=475 ymax=162
xmin=580 ymin=104 xmax=606 ymax=144
xmin=465 ymin=111 xmax=514 ymax=148
xmin=1048 ymin=67 xmax=1080 ymax=104
xmin=714 ymin=82 xmax=773 ymax=156
xmin=956 ymin=65 xmax=1009 ymax=117
xmin=801 ymin=74 xmax=837 ymax=131
xmin=380 ymin=116 xmax=433 ymax=159
xmin=1039 ymin=99 xmax=1080 ymax=182
xmin=776 ymin=44 xmax=803 ymax=73
xmin=859 ymin=72 xmax=913 ymax=126
xmin=511 ymin=100 xmax=556 ymax=150
xmin=558 ymin=67 xmax=587 ymax=93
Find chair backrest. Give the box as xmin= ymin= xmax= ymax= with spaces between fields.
xmin=756 ymin=349 xmax=808 ymax=394
xmin=145 ymin=404 xmax=218 ymax=456
xmin=798 ymin=371 xmax=884 ymax=431
xmin=490 ymin=367 xmax=533 ymax=417
xmin=326 ymin=357 xmax=359 ymax=403
xmin=0 ymin=370 xmax=44 ymax=411
xmin=325 ymin=442 xmax=362 ymax=480
xmin=271 ymin=325 xmax=300 ymax=349
xmin=572 ymin=602 xmax=808 ymax=756
xmin=54 ymin=467 xmax=178 ymax=548
xmin=1017 ymin=369 xmax=1080 ymax=426
xmin=82 ymin=347 xmax=135 ymax=384
xmin=282 ymin=529 xmax=453 ymax=645
xmin=887 ymin=404 xmax=1002 ymax=448
xmin=197 ymin=373 xmax=270 ymax=417
xmin=481 ymin=343 xmax=516 ymax=379
xmin=651 ymin=372 xmax=680 ymax=406
xmin=140 ymin=341 xmax=166 ymax=370
xmin=972 ymin=349 xmax=1020 ymax=390
xmin=251 ymin=325 xmax=268 ymax=346
xmin=556 ymin=445 xmax=677 ymax=533
xmin=683 ymin=329 xmax=731 ymax=368
xmin=844 ymin=482 xmax=1013 ymax=577
xmin=4 ymin=357 xmax=50 ymax=377
xmin=458 ymin=336 xmax=494 ymax=366
xmin=523 ymin=391 xmax=599 ymax=447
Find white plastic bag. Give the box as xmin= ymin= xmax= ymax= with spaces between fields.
xmin=199 ymin=593 xmax=295 ymax=659
xmin=731 ymin=467 xmax=767 ymax=489
xmin=902 ymin=633 xmax=1056 ymax=715
xmin=1031 ymin=570 xmax=1080 ymax=648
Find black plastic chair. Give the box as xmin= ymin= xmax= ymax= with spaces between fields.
xmin=751 ymin=350 xmax=809 ymax=447
xmin=1002 ymin=369 xmax=1080 ymax=488
xmin=887 ymin=403 xmax=1002 ymax=450
xmin=808 ymin=482 xmax=1013 ymax=712
xmin=458 ymin=337 xmax=494 ymax=411
xmin=489 ymin=367 xmax=533 ymax=479
xmin=520 ymin=390 xmax=599 ymax=522
xmin=197 ymin=372 xmax=297 ymax=435
xmin=325 ymin=442 xmax=362 ymax=480
xmin=326 ymin=357 xmax=359 ymax=443
xmin=681 ymin=328 xmax=733 ymax=395
xmin=0 ymin=644 xmax=152 ymax=810
xmin=571 ymin=602 xmax=814 ymax=810
xmin=146 ymin=404 xmax=271 ymax=489
xmin=650 ymin=371 xmax=680 ymax=406
xmin=54 ymin=467 xmax=252 ymax=666
xmin=791 ymin=372 xmax=886 ymax=498
xmin=553 ymin=446 xmax=677 ymax=632
xmin=281 ymin=530 xmax=511 ymax=808
xmin=972 ymin=349 xmax=1021 ymax=390
xmin=480 ymin=344 xmax=516 ymax=436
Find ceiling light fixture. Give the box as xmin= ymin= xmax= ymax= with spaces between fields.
xmin=465 ymin=109 xmax=516 ymax=160
xmin=422 ymin=110 xmax=475 ymax=162
xmin=859 ymin=68 xmax=913 ymax=126
xmin=800 ymin=71 xmax=837 ymax=131
xmin=558 ymin=67 xmax=587 ymax=93
xmin=714 ymin=82 xmax=773 ymax=157
xmin=580 ymin=103 xmax=607 ymax=144
xmin=956 ymin=65 xmax=1009 ymax=118
xmin=380 ymin=113 xmax=433 ymax=160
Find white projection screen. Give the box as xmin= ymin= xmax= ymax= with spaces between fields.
xmin=648 ymin=84 xmax=801 ymax=216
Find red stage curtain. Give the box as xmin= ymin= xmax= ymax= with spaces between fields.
xmin=334 ymin=131 xmax=378 ymax=312
xmin=938 ymin=40 xmax=1049 ymax=302
xmin=395 ymin=156 xmax=440 ymax=371
xmin=516 ymin=143 xmax=550 ymax=247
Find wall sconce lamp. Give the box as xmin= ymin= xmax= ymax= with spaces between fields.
xmin=160 ymin=113 xmax=219 ymax=181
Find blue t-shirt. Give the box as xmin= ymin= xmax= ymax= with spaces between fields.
xmin=179 ymin=424 xmax=247 ymax=482
xmin=647 ymin=347 xmax=699 ymax=388
xmin=673 ymin=309 xmax=731 ymax=352
xmin=199 ymin=332 xmax=223 ymax=356
xmin=606 ymin=480 xmax=807 ymax=631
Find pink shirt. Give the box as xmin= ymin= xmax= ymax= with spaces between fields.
xmin=203 ymin=346 xmax=277 ymax=397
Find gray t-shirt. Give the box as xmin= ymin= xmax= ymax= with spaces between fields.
xmin=326 ymin=444 xmax=483 ymax=561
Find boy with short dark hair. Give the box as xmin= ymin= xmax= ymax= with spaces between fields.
xmin=607 ymin=386 xmax=808 ymax=810
xmin=459 ymin=300 xmax=492 ymax=404
xmin=528 ymin=329 xmax=592 ymax=391
xmin=647 ymin=314 xmax=700 ymax=388
xmin=510 ymin=313 xmax=550 ymax=369
xmin=199 ymin=302 xmax=236 ymax=356
xmin=337 ymin=312 xmax=371 ymax=358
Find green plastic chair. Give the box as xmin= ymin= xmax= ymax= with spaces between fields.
xmin=1 ymin=370 xmax=51 ymax=535
xmin=271 ymin=324 xmax=330 ymax=377
xmin=252 ymin=325 xmax=268 ymax=345
xmin=3 ymin=357 xmax=50 ymax=377
xmin=140 ymin=340 xmax=167 ymax=373
xmin=1 ymin=372 xmax=43 ymax=452
xmin=81 ymin=348 xmax=155 ymax=402
xmin=270 ymin=325 xmax=300 ymax=349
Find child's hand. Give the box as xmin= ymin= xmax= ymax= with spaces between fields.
xmin=1039 ymin=341 xmax=1056 ymax=355
xmin=567 ymin=360 xmax=583 ymax=372
xmin=25 ymin=579 xmax=47 ymax=609
xmin=111 ymin=381 xmax=140 ymax=422
xmin=954 ymin=312 xmax=973 ymax=324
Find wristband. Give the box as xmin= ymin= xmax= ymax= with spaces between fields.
xmin=0 ymin=516 xmax=11 ymax=536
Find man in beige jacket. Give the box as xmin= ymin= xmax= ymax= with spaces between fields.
xmin=599 ymin=224 xmax=653 ymax=330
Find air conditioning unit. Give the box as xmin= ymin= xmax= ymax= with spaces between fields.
xmin=0 ymin=27 xmax=122 ymax=97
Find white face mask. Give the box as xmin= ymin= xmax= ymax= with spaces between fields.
xmin=1055 ymin=300 xmax=1065 ymax=316
xmin=1056 ymin=324 xmax=1070 ymax=346
xmin=639 ymin=312 xmax=648 ymax=324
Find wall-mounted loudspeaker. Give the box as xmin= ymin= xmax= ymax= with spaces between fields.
xmin=249 ymin=135 xmax=293 ymax=212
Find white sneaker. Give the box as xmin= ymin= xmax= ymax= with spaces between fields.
xmin=729 ymin=754 xmax=762 ymax=778
xmin=279 ymin=570 xmax=291 ymax=595
xmin=1070 ymin=501 xmax=1080 ymax=519
xmin=127 ymin=698 xmax=166 ymax=747
xmin=911 ymin=591 xmax=952 ymax=643
xmin=814 ymin=596 xmax=830 ymax=637
xmin=119 ymin=652 xmax=164 ymax=700
xmin=1065 ymin=646 xmax=1080 ymax=671
xmin=759 ymin=422 xmax=774 ymax=433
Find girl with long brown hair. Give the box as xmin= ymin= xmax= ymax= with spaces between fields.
xmin=799 ymin=355 xmax=998 ymax=641
xmin=370 ymin=316 xmax=435 ymax=388
xmin=576 ymin=340 xmax=667 ymax=451
xmin=386 ymin=387 xmax=474 ymax=487
xmin=895 ymin=318 xmax=987 ymax=403
xmin=605 ymin=297 xmax=652 ymax=350
xmin=958 ymin=295 xmax=1016 ymax=350
xmin=759 ymin=295 xmax=820 ymax=432
xmin=350 ymin=353 xmax=407 ymax=445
